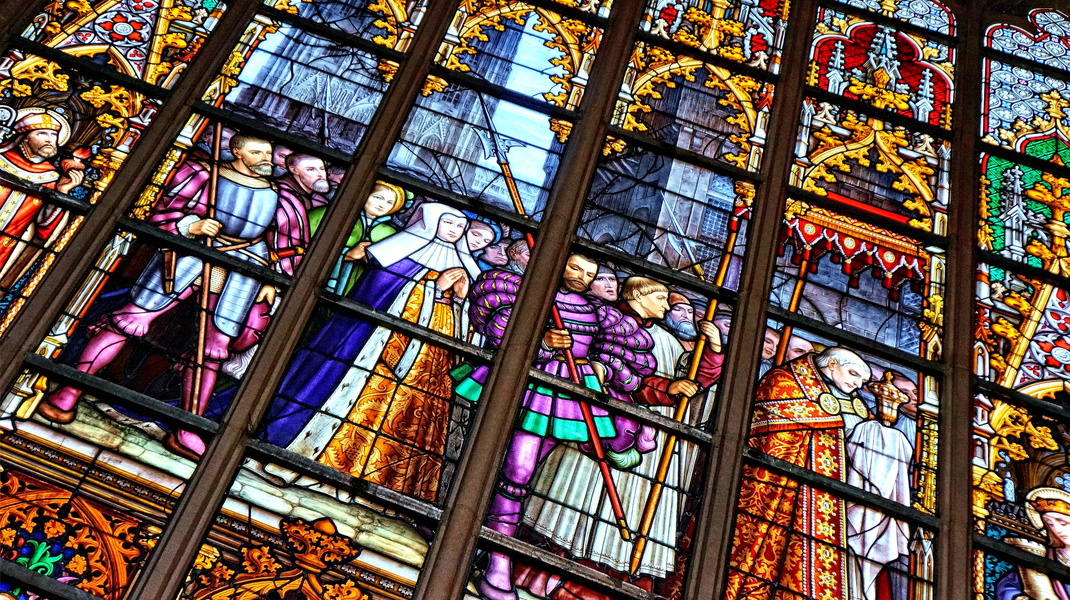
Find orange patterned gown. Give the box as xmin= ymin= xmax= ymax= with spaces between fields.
xmin=318 ymin=271 xmax=457 ymax=502
xmin=726 ymin=355 xmax=848 ymax=600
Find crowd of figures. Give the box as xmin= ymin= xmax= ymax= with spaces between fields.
xmin=24 ymin=125 xmax=935 ymax=600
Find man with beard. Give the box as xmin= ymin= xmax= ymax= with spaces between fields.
xmin=524 ymin=276 xmax=724 ymax=585
xmin=39 ymin=134 xmax=311 ymax=459
xmin=0 ymin=108 xmax=84 ymax=286
xmin=277 ymin=154 xmax=330 ymax=212
xmin=472 ymin=254 xmax=655 ymax=600
xmin=727 ymin=346 xmax=872 ymax=600
xmin=504 ymin=238 xmax=529 ymax=275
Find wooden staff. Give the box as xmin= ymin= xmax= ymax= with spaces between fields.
xmin=629 ymin=221 xmax=739 ymax=574
xmin=190 ymin=124 xmax=223 ymax=416
xmin=773 ymin=256 xmax=810 ymax=365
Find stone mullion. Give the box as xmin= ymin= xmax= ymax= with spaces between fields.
xmin=938 ymin=2 xmax=983 ymax=599
xmin=682 ymin=0 xmax=821 ymax=598
xmin=0 ymin=0 xmax=263 ymax=390
xmin=121 ymin=0 xmax=465 ymax=597
xmin=411 ymin=2 xmax=648 ymax=598
xmin=0 ymin=0 xmax=48 ymax=49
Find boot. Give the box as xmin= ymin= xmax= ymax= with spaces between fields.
xmin=40 ymin=329 xmax=129 ymax=422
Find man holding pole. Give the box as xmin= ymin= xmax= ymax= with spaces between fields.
xmin=524 ymin=277 xmax=724 ymax=587
xmin=39 ymin=133 xmax=311 ymax=459
xmin=473 ymin=254 xmax=656 ymax=600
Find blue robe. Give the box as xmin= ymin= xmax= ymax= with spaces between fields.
xmin=996 ymin=563 xmax=1070 ymax=600
xmin=252 ymin=257 xmax=422 ymax=446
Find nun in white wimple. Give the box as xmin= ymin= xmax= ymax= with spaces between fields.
xmin=258 ymin=202 xmax=480 ymax=502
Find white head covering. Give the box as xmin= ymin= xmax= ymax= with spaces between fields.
xmin=367 ymin=202 xmax=481 ymax=279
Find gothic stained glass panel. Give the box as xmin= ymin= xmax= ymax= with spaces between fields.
xmin=386 ymin=85 xmax=570 ymax=218
xmin=810 ymin=7 xmax=955 ymax=128
xmin=21 ymin=0 xmax=227 ymax=89
xmin=979 ymin=152 xmax=1070 ymax=269
xmin=256 ymin=198 xmax=518 ymax=505
xmin=0 ymin=381 xmax=198 ymax=598
xmin=975 ymin=264 xmax=1070 ymax=401
xmin=726 ymin=474 xmax=936 ymax=600
xmin=978 ymin=552 xmax=1070 ymax=600
xmin=616 ymin=42 xmax=773 ymax=173
xmin=177 ymin=468 xmax=432 ymax=600
xmin=840 ymin=0 xmax=954 ymax=36
xmin=5 ymin=117 xmax=346 ymax=464
xmin=639 ymin=0 xmax=788 ymax=73
xmin=980 ymin=59 xmax=1070 ymax=159
xmin=580 ymin=141 xmax=753 ymax=290
xmin=271 ymin=0 xmax=427 ymax=52
xmin=971 ymin=394 xmax=1070 ymax=541
xmin=792 ymin=98 xmax=952 ymax=234
xmin=203 ymin=16 xmax=394 ymax=154
xmin=770 ymin=200 xmax=944 ymax=359
xmin=0 ymin=52 xmax=164 ymax=203
xmin=466 ymin=257 xmax=734 ymax=598
xmin=436 ymin=3 xmax=602 ymax=110
xmin=988 ymin=9 xmax=1070 ymax=72
xmin=745 ymin=321 xmax=939 ymax=513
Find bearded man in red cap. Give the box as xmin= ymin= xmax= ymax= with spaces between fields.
xmin=0 ymin=107 xmax=84 ymax=286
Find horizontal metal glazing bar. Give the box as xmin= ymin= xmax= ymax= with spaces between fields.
xmin=745 ymin=448 xmax=941 ymax=529
xmin=0 ymin=170 xmax=92 ymax=215
xmin=7 ymin=37 xmax=170 ymax=101
xmin=974 ymin=532 xmax=1070 ymax=583
xmin=631 ymin=30 xmax=779 ymax=86
xmin=979 ymin=249 xmax=1070 ymax=292
xmin=257 ymin=3 xmax=409 ymax=64
xmin=982 ymin=46 xmax=1070 ymax=87
xmin=324 ymin=294 xmax=495 ymax=363
xmin=980 ymin=140 xmax=1070 ymax=190
xmin=527 ymin=369 xmax=714 ymax=444
xmin=191 ymin=102 xmax=355 ymax=165
xmin=119 ymin=217 xmax=291 ymax=289
xmin=480 ymin=527 xmax=668 ymax=600
xmin=569 ymin=237 xmax=740 ymax=306
xmin=245 ymin=439 xmax=443 ymax=523
xmin=604 ymin=124 xmax=766 ymax=183
xmin=787 ymin=186 xmax=950 ymax=249
xmin=513 ymin=0 xmax=610 ymax=28
xmin=376 ymin=166 xmax=538 ymax=234
xmin=0 ymin=559 xmax=106 ymax=600
xmin=822 ymin=0 xmax=958 ymax=46
xmin=975 ymin=378 xmax=1070 ymax=423
xmin=766 ymin=305 xmax=946 ymax=375
xmin=427 ymin=63 xmax=580 ymax=122
xmin=23 ymin=353 xmax=220 ymax=436
xmin=807 ymin=86 xmax=952 ymax=138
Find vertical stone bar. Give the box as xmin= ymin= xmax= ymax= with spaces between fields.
xmin=938 ymin=1 xmax=981 ymax=599
xmin=411 ymin=2 xmax=647 ymax=599
xmin=682 ymin=0 xmax=820 ymax=598
xmin=123 ymin=0 xmax=464 ymax=597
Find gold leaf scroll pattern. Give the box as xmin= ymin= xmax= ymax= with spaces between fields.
xmin=189 ymin=518 xmax=368 ymax=600
xmin=798 ymin=109 xmax=938 ymax=231
xmin=988 ymin=400 xmax=1060 ymax=464
xmin=434 ymin=0 xmax=596 ymax=110
xmin=620 ymin=44 xmax=767 ymax=169
xmin=0 ymin=469 xmax=154 ymax=599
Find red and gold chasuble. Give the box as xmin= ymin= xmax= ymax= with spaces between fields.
xmin=726 ymin=355 xmax=848 ymax=600
xmin=0 ymin=148 xmax=61 ymax=269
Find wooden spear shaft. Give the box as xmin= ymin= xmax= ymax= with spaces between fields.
xmin=629 ymin=222 xmax=738 ymax=574
xmin=500 ymin=159 xmax=631 ymax=540
xmin=190 ymin=124 xmax=223 ymax=417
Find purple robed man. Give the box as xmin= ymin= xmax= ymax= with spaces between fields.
xmin=467 ymin=253 xmax=656 ymax=600
xmin=40 ymin=134 xmax=311 ymax=459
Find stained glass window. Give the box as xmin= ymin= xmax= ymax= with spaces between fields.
xmin=0 ymin=1 xmax=1066 ymax=600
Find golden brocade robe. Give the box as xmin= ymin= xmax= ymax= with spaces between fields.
xmin=319 ymin=272 xmax=456 ymax=502
xmin=726 ymin=355 xmax=848 ymax=600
